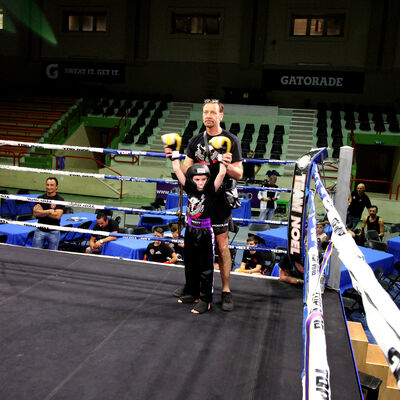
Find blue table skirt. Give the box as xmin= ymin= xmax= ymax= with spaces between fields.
xmin=0 ymin=212 xmax=97 ymax=246
xmin=102 ymin=238 xmax=148 ymax=260
xmin=388 ymin=236 xmax=400 ymax=263
xmin=263 ymin=227 xmax=394 ymax=292
xmin=0 ymin=194 xmax=41 ymax=219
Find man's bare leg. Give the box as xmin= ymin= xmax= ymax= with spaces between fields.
xmin=216 ymin=231 xmax=234 ymax=310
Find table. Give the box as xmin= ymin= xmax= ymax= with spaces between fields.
xmin=138 ymin=214 xmax=180 ymax=230
xmin=103 ymin=237 xmax=149 ymax=260
xmin=0 ymin=194 xmax=41 ymax=219
xmin=388 ymin=236 xmax=400 ymax=263
xmin=0 ymin=212 xmax=97 ymax=247
xmin=257 ymin=226 xmax=288 ymax=248
xmin=165 ymin=193 xmax=188 ymax=209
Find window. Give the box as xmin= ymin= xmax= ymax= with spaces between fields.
xmin=291 ymin=14 xmax=345 ymax=37
xmin=0 ymin=9 xmax=3 ymax=30
xmin=63 ymin=12 xmax=107 ymax=32
xmin=171 ymin=13 xmax=221 ymax=35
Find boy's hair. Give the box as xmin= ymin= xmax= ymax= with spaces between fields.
xmin=170 ymin=224 xmax=178 ymax=233
xmin=247 ymin=235 xmax=258 ymax=245
xmin=154 ymin=226 xmax=164 ymax=235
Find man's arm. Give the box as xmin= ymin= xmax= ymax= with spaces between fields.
xmin=33 ymin=204 xmax=63 ymax=220
xmin=378 ymin=218 xmax=385 ymax=238
xmin=360 ymin=216 xmax=367 ymax=230
xmin=168 ymin=251 xmax=178 ymax=264
xmin=222 ymin=154 xmax=243 ymax=180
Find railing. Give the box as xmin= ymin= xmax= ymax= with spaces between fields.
xmin=110 ymin=149 xmax=140 ymax=166
xmin=0 ymin=149 xmax=57 ymax=166
xmin=350 ymin=178 xmax=393 ymax=200
xmin=396 ymin=184 xmax=400 ymax=201
xmin=49 ymin=105 xmax=83 ymax=143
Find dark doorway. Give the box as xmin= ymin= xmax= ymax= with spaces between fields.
xmin=355 ymin=145 xmax=394 ymax=193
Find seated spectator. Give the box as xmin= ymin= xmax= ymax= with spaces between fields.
xmin=144 ymin=226 xmax=178 ymax=264
xmin=348 ymin=227 xmax=366 ymax=246
xmin=235 ymin=235 xmax=265 ymax=274
xmin=86 ymin=212 xmax=119 ymax=254
xmin=360 ymin=205 xmax=384 ymax=240
xmin=316 ymin=222 xmax=328 ymax=250
xmin=278 ymin=254 xmax=304 ymax=285
xmin=168 ymin=224 xmax=184 ymax=262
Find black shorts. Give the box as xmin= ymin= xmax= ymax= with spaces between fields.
xmin=212 ymin=215 xmax=234 ymax=236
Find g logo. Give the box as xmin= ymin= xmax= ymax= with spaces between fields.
xmin=46 ymin=63 xmax=59 ymax=80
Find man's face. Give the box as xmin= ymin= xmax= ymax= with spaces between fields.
xmin=357 ymin=184 xmax=365 ymax=195
xmin=96 ymin=218 xmax=108 ymax=228
xmin=202 ymin=103 xmax=223 ymax=129
xmin=193 ymin=175 xmax=208 ymax=191
xmin=153 ymin=231 xmax=163 ymax=246
xmin=46 ymin=179 xmax=58 ymax=196
xmin=369 ymin=207 xmax=377 ymax=218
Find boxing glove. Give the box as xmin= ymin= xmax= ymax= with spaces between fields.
xmin=161 ymin=133 xmax=182 ymax=160
xmin=209 ymin=136 xmax=232 ymax=161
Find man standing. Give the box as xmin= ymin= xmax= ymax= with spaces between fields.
xmin=86 ymin=211 xmax=119 ymax=254
xmin=165 ymin=99 xmax=242 ymax=311
xmin=32 ymin=177 xmax=65 ymax=250
xmin=242 ymin=151 xmax=261 ymax=183
xmin=258 ymin=174 xmax=280 ymax=221
xmin=361 ymin=205 xmax=385 ymax=240
xmin=347 ymin=183 xmax=371 ymax=230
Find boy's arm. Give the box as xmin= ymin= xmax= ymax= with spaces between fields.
xmin=172 ymin=159 xmax=186 ymax=187
xmin=214 ymin=163 xmax=227 ymax=191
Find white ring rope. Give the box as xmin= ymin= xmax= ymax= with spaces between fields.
xmin=0 ymin=218 xmax=287 ymax=254
xmin=313 ymin=164 xmax=400 ymax=387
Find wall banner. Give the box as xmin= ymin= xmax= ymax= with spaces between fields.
xmin=41 ymin=61 xmax=125 ymax=83
xmin=263 ymin=69 xmax=364 ymax=93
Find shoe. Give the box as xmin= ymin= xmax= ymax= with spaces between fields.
xmin=191 ymin=300 xmax=211 ymax=314
xmin=178 ymin=294 xmax=198 ymax=304
xmin=172 ymin=287 xmax=185 ymax=297
xmin=221 ymin=291 xmax=234 ymax=311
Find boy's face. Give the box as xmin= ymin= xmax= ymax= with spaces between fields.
xmin=317 ymin=224 xmax=324 ymax=233
xmin=171 ymin=230 xmax=179 ymax=239
xmin=248 ymin=240 xmax=257 ymax=253
xmin=153 ymin=231 xmax=163 ymax=246
xmin=193 ymin=175 xmax=208 ymax=191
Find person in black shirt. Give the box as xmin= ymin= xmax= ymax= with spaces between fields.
xmin=243 ymin=151 xmax=261 ymax=183
xmin=236 ymin=236 xmax=265 ymax=274
xmin=86 ymin=211 xmax=119 ymax=254
xmin=165 ymin=99 xmax=243 ymax=312
xmin=347 ymin=183 xmax=371 ymax=230
xmin=32 ymin=177 xmax=66 ymax=250
xmin=143 ymin=227 xmax=178 ymax=264
xmin=360 ymin=205 xmax=385 ymax=240
xmin=168 ymin=224 xmax=184 ymax=262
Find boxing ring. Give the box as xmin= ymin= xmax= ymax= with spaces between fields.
xmin=0 ymin=139 xmax=399 ymax=399
xmin=0 ymin=244 xmax=360 ymax=400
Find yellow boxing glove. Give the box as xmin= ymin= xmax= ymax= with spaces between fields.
xmin=161 ymin=133 xmax=182 ymax=160
xmin=209 ymin=136 xmax=232 ymax=161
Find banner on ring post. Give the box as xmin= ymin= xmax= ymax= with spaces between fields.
xmin=287 ymin=148 xmax=328 ymax=276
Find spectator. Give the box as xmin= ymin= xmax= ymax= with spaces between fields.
xmin=243 ymin=151 xmax=261 ymax=183
xmin=143 ymin=227 xmax=178 ymax=264
xmin=316 ymin=222 xmax=328 ymax=250
xmin=361 ymin=205 xmax=385 ymax=240
xmin=258 ymin=174 xmax=280 ymax=221
xmin=32 ymin=177 xmax=65 ymax=250
xmin=347 ymin=183 xmax=371 ymax=230
xmin=235 ymin=235 xmax=265 ymax=274
xmin=168 ymin=224 xmax=184 ymax=262
xmin=86 ymin=211 xmax=119 ymax=254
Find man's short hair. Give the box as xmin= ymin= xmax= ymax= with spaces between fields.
xmin=203 ymin=99 xmax=224 ymax=113
xmin=96 ymin=211 xmax=108 ymax=221
xmin=47 ymin=177 xmax=58 ymax=185
xmin=370 ymin=205 xmax=378 ymax=212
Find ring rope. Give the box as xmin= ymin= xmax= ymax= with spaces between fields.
xmin=0 ymin=139 xmax=297 ymax=165
xmin=0 ymin=194 xmax=288 ymax=226
xmin=0 ymin=164 xmax=292 ymax=193
xmin=0 ymin=218 xmax=287 ymax=253
xmin=312 ymin=163 xmax=400 ymax=387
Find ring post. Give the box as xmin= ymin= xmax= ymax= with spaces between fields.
xmin=328 ymin=146 xmax=354 ymax=290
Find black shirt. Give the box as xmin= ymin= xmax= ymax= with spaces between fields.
xmin=241 ymin=250 xmax=265 ymax=270
xmin=184 ymin=179 xmax=215 ymax=220
xmin=348 ymin=191 xmax=371 ymax=219
xmin=37 ymin=194 xmax=66 ymax=231
xmin=145 ymin=242 xmax=174 ymax=263
xmin=91 ymin=218 xmax=119 ymax=241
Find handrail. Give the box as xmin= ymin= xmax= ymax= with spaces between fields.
xmin=0 ymin=149 xmax=57 ymax=166
xmin=49 ymin=104 xmax=82 ymax=143
xmin=111 ymin=149 xmax=140 ymax=165
xmin=350 ymin=177 xmax=393 ymax=200
xmin=57 ymin=154 xmax=123 ymax=199
xmin=396 ymin=184 xmax=400 ymax=201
